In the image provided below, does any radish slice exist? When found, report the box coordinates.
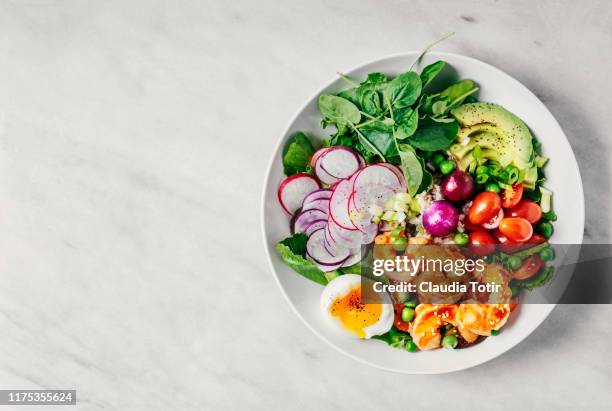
[304,220,327,236]
[318,147,361,179]
[303,198,330,214]
[278,173,319,215]
[302,189,332,208]
[378,163,407,192]
[315,156,340,185]
[342,248,364,267]
[329,179,358,231]
[306,228,349,271]
[328,218,362,248]
[294,209,328,233]
[310,147,331,168]
[352,164,403,214]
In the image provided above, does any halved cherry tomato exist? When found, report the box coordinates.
[499,217,533,242]
[469,230,496,256]
[501,184,523,209]
[507,200,542,224]
[512,255,544,280]
[393,304,411,332]
[482,209,504,230]
[464,220,486,232]
[468,192,502,225]
[492,229,545,253]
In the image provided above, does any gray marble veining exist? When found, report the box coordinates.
[0,0,611,409]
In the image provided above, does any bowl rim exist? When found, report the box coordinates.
[260,51,585,374]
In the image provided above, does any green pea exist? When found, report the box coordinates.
[432,153,445,166]
[439,160,456,175]
[405,340,418,352]
[506,255,522,270]
[540,247,555,262]
[541,211,557,222]
[391,334,403,344]
[485,182,500,193]
[442,334,458,349]
[538,222,554,239]
[390,226,403,237]
[453,232,469,245]
[491,329,500,336]
[401,307,415,322]
[476,165,489,175]
[393,236,407,252]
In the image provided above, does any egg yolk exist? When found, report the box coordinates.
[329,286,382,338]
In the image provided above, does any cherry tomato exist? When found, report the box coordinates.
[527,233,546,244]
[507,200,542,224]
[492,230,545,253]
[469,231,496,256]
[464,220,486,232]
[468,192,502,225]
[499,217,533,242]
[393,304,411,332]
[501,184,523,209]
[512,255,544,280]
[482,209,504,230]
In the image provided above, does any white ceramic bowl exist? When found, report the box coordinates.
[261,52,584,373]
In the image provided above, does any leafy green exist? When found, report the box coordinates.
[339,263,362,275]
[408,119,459,151]
[282,132,315,175]
[318,94,361,134]
[359,125,397,158]
[420,60,446,87]
[383,71,422,109]
[515,267,554,290]
[397,144,423,196]
[275,234,329,285]
[394,108,419,140]
[363,72,387,85]
[372,327,414,349]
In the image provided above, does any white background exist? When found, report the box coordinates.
[0,1,610,409]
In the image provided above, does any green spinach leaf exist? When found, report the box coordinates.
[394,108,419,140]
[420,60,446,87]
[408,119,459,151]
[383,71,422,109]
[397,144,423,196]
[282,132,315,176]
[318,94,361,134]
[360,125,397,158]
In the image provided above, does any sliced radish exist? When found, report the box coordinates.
[303,198,330,214]
[294,209,328,233]
[378,163,407,192]
[302,189,332,208]
[305,220,327,236]
[342,248,364,267]
[278,173,319,215]
[329,179,358,231]
[328,218,363,248]
[318,147,361,179]
[353,164,403,192]
[315,156,340,186]
[310,147,331,168]
[306,228,349,271]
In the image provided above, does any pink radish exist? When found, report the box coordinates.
[318,147,362,179]
[278,173,319,215]
[327,218,363,248]
[310,147,331,168]
[378,163,407,192]
[302,189,332,208]
[329,179,358,231]
[293,209,328,233]
[304,220,327,236]
[306,228,349,271]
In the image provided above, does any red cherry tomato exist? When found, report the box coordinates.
[507,200,542,224]
[528,233,546,244]
[501,184,523,209]
[492,230,546,253]
[393,304,411,332]
[469,231,496,256]
[499,217,533,242]
[468,192,502,225]
[482,209,504,230]
[512,255,544,280]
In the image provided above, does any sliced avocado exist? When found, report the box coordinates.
[451,102,534,169]
[451,131,514,166]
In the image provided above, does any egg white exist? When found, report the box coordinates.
[319,274,394,339]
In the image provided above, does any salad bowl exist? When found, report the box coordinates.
[261,52,584,373]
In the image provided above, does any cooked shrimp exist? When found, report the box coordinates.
[455,300,511,336]
[409,304,456,350]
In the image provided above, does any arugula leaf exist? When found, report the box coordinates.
[282,132,315,176]
[420,60,446,87]
[318,94,361,134]
[408,119,459,151]
[384,71,422,109]
[275,236,328,286]
[397,144,423,196]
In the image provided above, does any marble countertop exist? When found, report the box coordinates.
[0,0,611,409]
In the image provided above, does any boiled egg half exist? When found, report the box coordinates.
[320,274,394,339]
